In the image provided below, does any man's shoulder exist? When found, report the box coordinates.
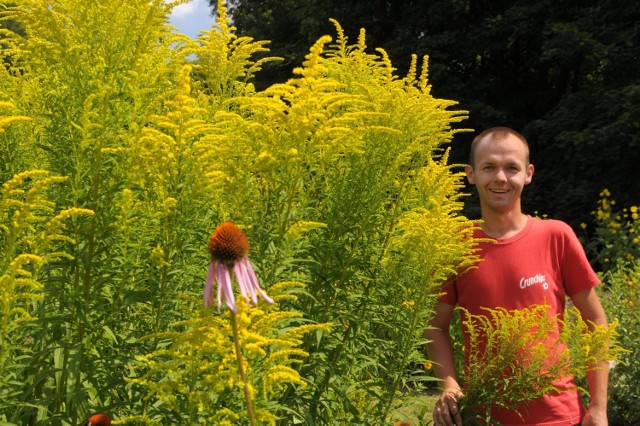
[530,216,574,235]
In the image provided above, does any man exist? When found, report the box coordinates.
[425,127,609,425]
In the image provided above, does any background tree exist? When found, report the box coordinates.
[211,0,640,243]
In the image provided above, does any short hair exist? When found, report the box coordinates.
[469,126,530,167]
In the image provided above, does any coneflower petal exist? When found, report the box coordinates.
[204,261,216,308]
[244,258,274,305]
[254,283,274,305]
[218,263,237,313]
[216,264,222,311]
[234,260,255,304]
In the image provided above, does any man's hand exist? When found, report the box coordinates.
[432,388,463,426]
[581,405,608,426]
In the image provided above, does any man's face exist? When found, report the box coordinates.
[465,134,534,215]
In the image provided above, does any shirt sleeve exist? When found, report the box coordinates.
[438,277,457,305]
[558,221,601,296]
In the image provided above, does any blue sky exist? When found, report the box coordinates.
[169,0,216,39]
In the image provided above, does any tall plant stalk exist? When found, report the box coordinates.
[230,311,258,426]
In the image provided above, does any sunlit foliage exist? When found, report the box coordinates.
[457,304,625,424]
[0,0,481,423]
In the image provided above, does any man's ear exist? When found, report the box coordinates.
[465,164,475,184]
[525,163,535,185]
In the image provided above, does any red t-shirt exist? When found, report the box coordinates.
[440,216,600,425]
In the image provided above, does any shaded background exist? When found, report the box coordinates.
[208,0,640,246]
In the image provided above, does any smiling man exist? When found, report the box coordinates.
[467,128,534,231]
[425,127,609,426]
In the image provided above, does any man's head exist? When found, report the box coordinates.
[469,127,530,169]
[465,127,534,216]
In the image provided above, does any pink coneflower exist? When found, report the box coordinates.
[204,221,274,313]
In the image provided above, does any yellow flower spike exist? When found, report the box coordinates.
[150,245,170,268]
[357,28,367,51]
[405,54,418,85]
[0,115,32,133]
[419,55,432,93]
[162,197,177,212]
[253,151,279,171]
[264,348,309,364]
[299,35,332,76]
[402,300,415,309]
[177,65,193,94]
[375,48,395,81]
[0,105,29,133]
[285,148,299,159]
[328,18,347,49]
[284,221,327,240]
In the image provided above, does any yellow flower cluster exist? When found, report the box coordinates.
[458,304,625,422]
[0,102,31,134]
[190,0,281,103]
[593,189,640,267]
[616,272,638,308]
[1,170,92,376]
[385,157,482,285]
[129,287,331,424]
[0,0,491,421]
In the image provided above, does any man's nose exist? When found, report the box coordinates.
[494,168,508,181]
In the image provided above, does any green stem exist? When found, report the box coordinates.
[230,311,257,426]
[380,278,431,422]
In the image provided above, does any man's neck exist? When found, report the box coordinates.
[480,211,529,239]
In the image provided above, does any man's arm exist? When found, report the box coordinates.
[570,287,609,426]
[425,301,463,426]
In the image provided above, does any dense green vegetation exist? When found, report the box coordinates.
[1,0,478,423]
[0,0,637,424]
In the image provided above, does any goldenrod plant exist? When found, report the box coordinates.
[598,261,640,424]
[1,0,481,423]
[0,102,33,180]
[126,291,330,425]
[582,189,640,423]
[0,170,93,413]
[189,0,282,104]
[590,189,640,270]
[454,304,625,424]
